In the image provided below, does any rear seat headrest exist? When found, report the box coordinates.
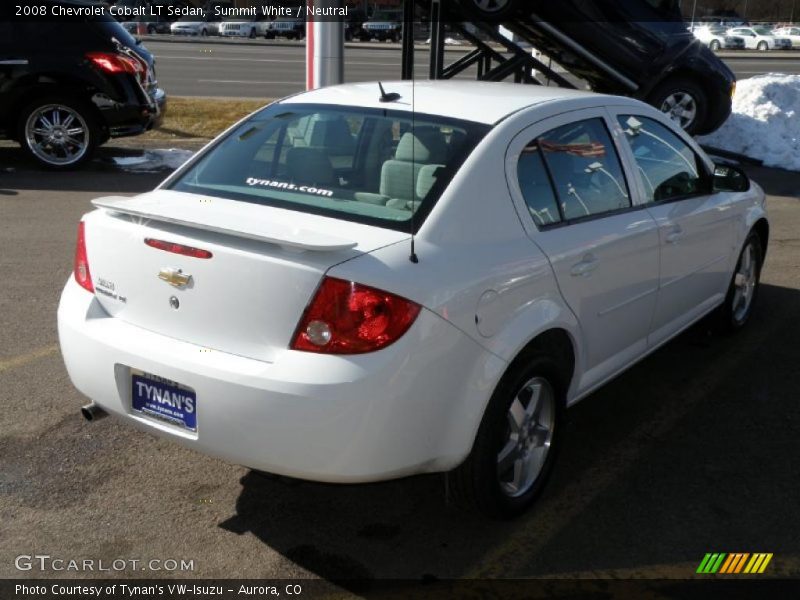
[395,128,447,163]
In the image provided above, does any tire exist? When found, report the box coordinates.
[265,32,275,40]
[201,28,208,37]
[249,27,256,39]
[448,353,564,519]
[147,25,156,35]
[455,0,521,21]
[715,232,763,333]
[709,39,721,51]
[647,77,708,135]
[757,41,769,51]
[17,95,100,169]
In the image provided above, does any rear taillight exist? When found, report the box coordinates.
[86,51,147,85]
[74,221,94,293]
[291,277,421,354]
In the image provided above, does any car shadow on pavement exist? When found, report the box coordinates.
[0,146,178,194]
[744,164,800,198]
[218,283,800,585]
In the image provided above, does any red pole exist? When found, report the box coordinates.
[306,0,315,90]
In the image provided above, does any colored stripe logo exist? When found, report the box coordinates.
[697,553,773,574]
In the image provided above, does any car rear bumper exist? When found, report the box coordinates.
[104,87,166,138]
[57,278,504,483]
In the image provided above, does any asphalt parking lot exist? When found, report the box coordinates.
[1,139,799,587]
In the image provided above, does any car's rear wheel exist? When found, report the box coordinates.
[201,28,208,37]
[757,41,769,51]
[709,39,721,51]
[455,0,521,20]
[18,96,99,169]
[648,77,708,135]
[249,27,256,39]
[716,232,763,332]
[448,353,563,519]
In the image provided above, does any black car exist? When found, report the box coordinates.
[453,0,736,134]
[360,10,404,42]
[0,0,166,168]
[264,17,305,40]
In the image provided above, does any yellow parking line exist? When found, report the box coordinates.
[0,344,59,373]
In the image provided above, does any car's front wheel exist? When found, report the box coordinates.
[455,0,521,20]
[449,353,563,518]
[716,232,763,332]
[757,41,769,51]
[648,77,708,135]
[17,96,99,169]
[249,27,256,39]
[709,39,721,51]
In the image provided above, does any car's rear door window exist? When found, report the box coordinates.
[532,118,631,222]
[516,144,561,227]
[169,104,489,232]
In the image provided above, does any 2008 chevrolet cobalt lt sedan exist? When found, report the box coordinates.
[58,81,768,518]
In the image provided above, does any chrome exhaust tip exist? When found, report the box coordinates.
[81,403,108,422]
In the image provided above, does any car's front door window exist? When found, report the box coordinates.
[617,115,709,203]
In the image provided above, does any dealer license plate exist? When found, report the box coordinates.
[131,370,197,431]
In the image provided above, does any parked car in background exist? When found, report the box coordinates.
[0,0,166,168]
[727,26,792,50]
[771,26,800,48]
[170,12,223,36]
[344,8,368,41]
[690,25,745,51]
[264,18,305,40]
[360,10,403,42]
[218,15,271,39]
[60,81,767,518]
[123,14,173,35]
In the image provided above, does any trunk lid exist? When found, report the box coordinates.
[83,190,408,362]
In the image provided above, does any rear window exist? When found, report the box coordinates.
[168,104,489,232]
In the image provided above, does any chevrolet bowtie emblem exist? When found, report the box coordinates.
[158,267,192,288]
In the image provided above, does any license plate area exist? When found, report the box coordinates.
[131,369,197,432]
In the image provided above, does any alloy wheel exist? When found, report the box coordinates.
[471,0,511,14]
[732,240,758,322]
[660,92,698,130]
[24,104,89,167]
[497,377,556,498]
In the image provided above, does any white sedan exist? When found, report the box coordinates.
[58,82,768,518]
[727,26,792,50]
[771,26,800,48]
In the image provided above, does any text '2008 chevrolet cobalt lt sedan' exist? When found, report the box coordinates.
[58,81,767,518]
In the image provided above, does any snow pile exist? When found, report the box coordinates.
[112,149,194,172]
[698,74,800,171]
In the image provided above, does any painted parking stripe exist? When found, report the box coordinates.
[0,344,59,373]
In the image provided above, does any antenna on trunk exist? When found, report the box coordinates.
[378,82,401,103]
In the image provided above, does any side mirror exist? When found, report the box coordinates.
[713,163,750,192]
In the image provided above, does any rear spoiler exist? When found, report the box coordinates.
[92,195,358,253]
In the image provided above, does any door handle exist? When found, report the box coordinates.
[570,255,599,277]
[665,225,684,244]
